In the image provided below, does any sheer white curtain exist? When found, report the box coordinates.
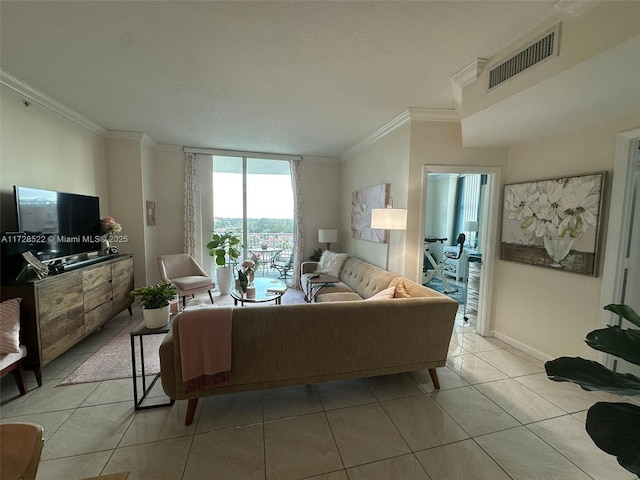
[184,152,198,257]
[290,159,304,289]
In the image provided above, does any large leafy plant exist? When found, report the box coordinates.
[130,282,177,309]
[545,304,640,475]
[207,232,241,267]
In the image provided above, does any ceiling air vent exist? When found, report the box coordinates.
[488,24,561,90]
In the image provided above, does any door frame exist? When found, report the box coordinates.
[600,127,640,367]
[421,165,502,337]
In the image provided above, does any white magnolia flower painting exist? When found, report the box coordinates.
[352,183,389,243]
[501,172,605,275]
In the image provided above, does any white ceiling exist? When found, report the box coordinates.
[0,1,562,157]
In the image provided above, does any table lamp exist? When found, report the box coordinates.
[318,229,338,250]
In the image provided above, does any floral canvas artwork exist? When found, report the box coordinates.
[501,172,605,275]
[352,183,389,243]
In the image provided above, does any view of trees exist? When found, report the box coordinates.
[214,217,293,234]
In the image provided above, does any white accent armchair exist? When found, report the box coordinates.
[158,254,215,307]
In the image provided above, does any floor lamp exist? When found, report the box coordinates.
[371,204,407,271]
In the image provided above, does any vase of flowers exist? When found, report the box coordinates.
[242,259,255,284]
[100,216,122,253]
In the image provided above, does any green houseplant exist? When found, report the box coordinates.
[130,282,178,328]
[206,232,241,294]
[545,304,640,475]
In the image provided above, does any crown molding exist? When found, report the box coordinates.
[1,69,108,137]
[105,130,180,151]
[340,108,458,161]
[302,156,340,164]
[451,58,488,89]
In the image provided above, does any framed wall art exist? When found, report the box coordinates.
[351,183,389,243]
[501,172,605,275]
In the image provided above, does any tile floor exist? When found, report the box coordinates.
[1,296,637,480]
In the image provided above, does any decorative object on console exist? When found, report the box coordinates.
[130,282,178,329]
[318,229,338,250]
[352,183,389,243]
[370,197,408,270]
[501,172,604,275]
[100,216,122,254]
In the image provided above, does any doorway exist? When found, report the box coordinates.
[601,129,640,373]
[421,166,502,336]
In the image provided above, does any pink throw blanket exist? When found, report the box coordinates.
[178,306,232,393]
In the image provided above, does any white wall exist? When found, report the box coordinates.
[494,112,640,360]
[340,122,411,274]
[0,85,108,228]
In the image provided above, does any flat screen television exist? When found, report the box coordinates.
[11,186,101,262]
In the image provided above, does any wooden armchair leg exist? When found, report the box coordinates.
[13,362,28,396]
[185,399,198,426]
[208,290,214,304]
[428,368,440,389]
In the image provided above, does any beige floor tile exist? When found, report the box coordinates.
[346,454,430,479]
[475,378,565,424]
[300,471,348,480]
[182,424,264,480]
[103,436,192,480]
[0,409,74,443]
[264,413,343,480]
[476,426,592,480]
[411,366,468,393]
[382,394,468,450]
[119,400,196,447]
[475,349,543,377]
[450,333,464,346]
[81,378,135,406]
[315,378,376,411]
[196,390,263,433]
[364,373,424,401]
[457,333,508,353]
[507,347,546,369]
[41,402,134,460]
[445,354,508,385]
[415,439,511,480]
[432,386,519,437]
[36,450,113,480]
[263,384,323,421]
[326,403,409,468]
[514,373,600,413]
[0,379,98,417]
[528,414,636,480]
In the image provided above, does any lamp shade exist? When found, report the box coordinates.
[318,229,338,244]
[371,208,408,230]
[464,220,479,232]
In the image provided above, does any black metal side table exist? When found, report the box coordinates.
[130,316,176,410]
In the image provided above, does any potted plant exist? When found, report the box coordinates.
[545,304,640,476]
[130,282,178,329]
[206,232,241,295]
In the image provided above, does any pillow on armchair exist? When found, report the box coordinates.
[0,297,21,354]
[317,251,347,278]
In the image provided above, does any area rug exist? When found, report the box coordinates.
[59,288,306,386]
[425,277,466,304]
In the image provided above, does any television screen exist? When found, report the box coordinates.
[13,186,101,261]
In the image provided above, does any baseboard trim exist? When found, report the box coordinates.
[491,330,554,362]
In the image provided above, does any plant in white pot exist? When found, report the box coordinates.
[130,282,178,329]
[207,231,241,295]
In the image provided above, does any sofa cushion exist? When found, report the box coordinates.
[317,251,348,278]
[365,286,396,301]
[172,275,213,291]
[339,257,395,299]
[315,292,363,303]
[0,297,21,354]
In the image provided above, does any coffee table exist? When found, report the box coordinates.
[230,277,287,306]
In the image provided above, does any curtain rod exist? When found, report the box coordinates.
[184,147,302,162]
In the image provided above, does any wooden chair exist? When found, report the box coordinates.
[0,422,44,480]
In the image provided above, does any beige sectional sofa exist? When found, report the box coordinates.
[160,256,458,425]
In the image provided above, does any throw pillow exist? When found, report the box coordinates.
[365,286,396,301]
[393,281,412,298]
[317,251,348,278]
[0,297,21,354]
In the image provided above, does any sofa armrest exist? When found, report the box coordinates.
[301,261,319,275]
